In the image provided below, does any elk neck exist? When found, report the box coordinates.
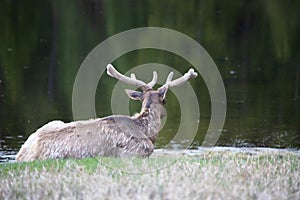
[133,103,166,143]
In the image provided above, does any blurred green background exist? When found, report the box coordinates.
[0,0,299,156]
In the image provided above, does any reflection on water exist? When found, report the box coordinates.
[0,0,299,160]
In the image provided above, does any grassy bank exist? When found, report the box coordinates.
[0,150,299,199]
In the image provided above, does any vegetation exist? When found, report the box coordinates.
[1,150,299,199]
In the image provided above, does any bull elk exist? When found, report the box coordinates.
[16,64,197,162]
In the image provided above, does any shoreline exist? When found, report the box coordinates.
[152,146,300,157]
[1,146,299,164]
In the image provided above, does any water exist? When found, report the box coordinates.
[0,1,300,162]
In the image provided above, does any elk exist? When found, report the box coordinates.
[16,64,197,162]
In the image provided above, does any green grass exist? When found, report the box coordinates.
[1,151,299,199]
[0,156,179,175]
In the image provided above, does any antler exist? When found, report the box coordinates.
[159,68,198,89]
[106,64,158,91]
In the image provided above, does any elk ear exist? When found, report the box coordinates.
[125,89,143,101]
[158,87,168,100]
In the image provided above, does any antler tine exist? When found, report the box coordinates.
[169,69,197,87]
[145,71,158,89]
[130,73,137,79]
[159,68,197,89]
[165,72,174,85]
[106,64,146,88]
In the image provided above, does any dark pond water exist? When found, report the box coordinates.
[1,0,300,162]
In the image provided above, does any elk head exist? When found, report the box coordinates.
[106,64,198,116]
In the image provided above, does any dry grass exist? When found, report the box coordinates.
[0,150,299,200]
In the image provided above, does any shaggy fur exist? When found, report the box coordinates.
[16,91,166,162]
